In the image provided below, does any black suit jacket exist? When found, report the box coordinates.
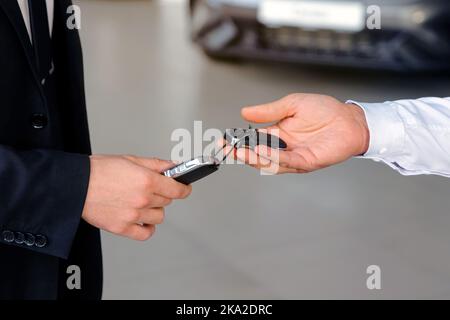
[0,0,102,299]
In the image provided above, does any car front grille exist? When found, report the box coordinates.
[259,26,394,60]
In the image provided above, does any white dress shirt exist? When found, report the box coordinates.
[17,0,54,42]
[350,97,450,177]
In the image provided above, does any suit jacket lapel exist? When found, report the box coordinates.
[0,0,44,97]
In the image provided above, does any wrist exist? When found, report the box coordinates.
[347,103,370,156]
[82,155,97,218]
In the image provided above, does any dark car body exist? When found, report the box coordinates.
[189,0,450,71]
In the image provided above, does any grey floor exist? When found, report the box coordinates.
[78,0,450,299]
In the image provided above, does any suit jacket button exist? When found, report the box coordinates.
[24,233,35,246]
[2,230,14,243]
[31,114,48,129]
[35,235,48,248]
[14,232,25,244]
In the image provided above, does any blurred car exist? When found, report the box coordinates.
[189,0,450,71]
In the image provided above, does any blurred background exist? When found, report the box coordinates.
[77,0,450,299]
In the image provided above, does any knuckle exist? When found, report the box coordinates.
[284,93,304,108]
[141,172,155,188]
[125,209,140,222]
[133,194,149,209]
[139,226,156,241]
[135,232,148,241]
[173,184,191,199]
[175,187,186,199]
[111,223,128,235]
[183,186,193,198]
[155,209,165,224]
[148,226,156,238]
[151,157,162,165]
[131,234,144,241]
[175,189,186,199]
[285,93,300,102]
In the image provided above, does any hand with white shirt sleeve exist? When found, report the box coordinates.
[237,93,450,177]
[236,93,370,174]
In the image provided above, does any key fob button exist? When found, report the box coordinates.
[186,162,193,169]
[185,160,196,169]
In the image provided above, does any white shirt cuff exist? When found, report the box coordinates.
[346,100,406,159]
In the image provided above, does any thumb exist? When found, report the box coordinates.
[127,157,176,173]
[241,97,295,123]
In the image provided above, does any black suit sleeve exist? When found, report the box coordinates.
[0,145,90,259]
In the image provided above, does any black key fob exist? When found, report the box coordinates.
[163,156,220,185]
[224,128,287,150]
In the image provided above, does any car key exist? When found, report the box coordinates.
[163,156,220,185]
[163,127,288,185]
[224,128,287,150]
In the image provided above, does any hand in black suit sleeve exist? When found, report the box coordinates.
[0,145,90,259]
